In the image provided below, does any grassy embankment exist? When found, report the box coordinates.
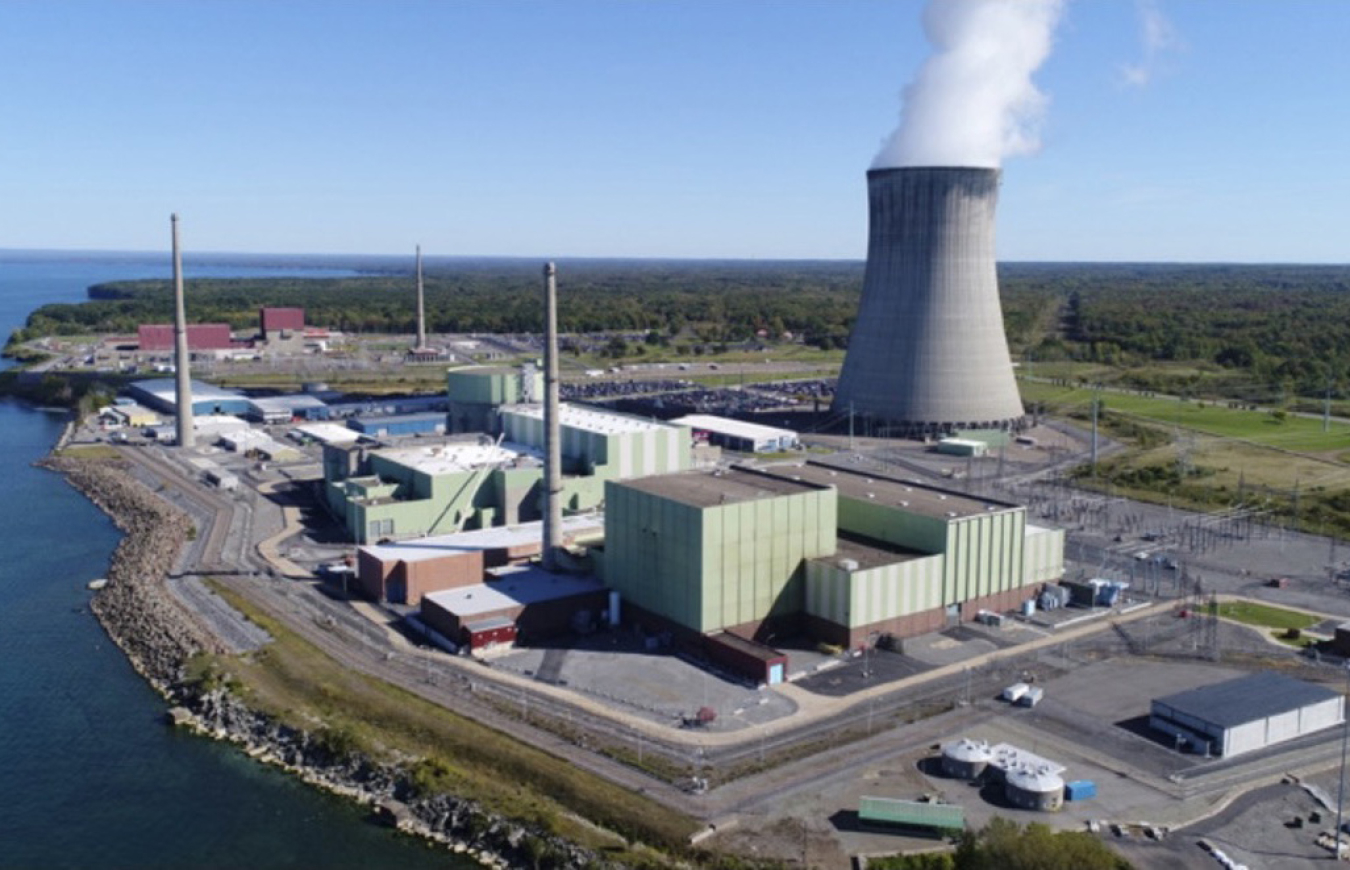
[197,581,701,865]
[1018,375,1350,536]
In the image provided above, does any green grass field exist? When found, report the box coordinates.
[1210,600,1320,631]
[1020,378,1350,453]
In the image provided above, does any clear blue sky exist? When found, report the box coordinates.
[1,1,1347,263]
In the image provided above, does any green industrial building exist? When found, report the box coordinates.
[603,468,837,637]
[324,403,691,544]
[446,365,541,434]
[600,461,1064,649]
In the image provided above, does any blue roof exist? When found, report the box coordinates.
[1153,672,1341,727]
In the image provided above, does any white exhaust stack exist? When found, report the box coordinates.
[171,214,194,448]
[414,244,426,350]
[541,262,563,572]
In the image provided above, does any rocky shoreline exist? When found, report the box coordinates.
[42,454,619,870]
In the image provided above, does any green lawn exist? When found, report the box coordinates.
[1210,600,1320,631]
[1019,379,1350,452]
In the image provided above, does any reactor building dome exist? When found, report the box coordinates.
[940,738,993,780]
[832,167,1025,438]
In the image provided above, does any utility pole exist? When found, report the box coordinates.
[1336,663,1350,861]
[1326,375,1334,434]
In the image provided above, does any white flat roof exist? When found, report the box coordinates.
[361,513,605,564]
[292,422,362,445]
[377,441,523,476]
[988,743,1064,776]
[219,428,299,458]
[131,378,244,403]
[250,395,328,412]
[193,415,251,433]
[423,565,604,618]
[504,403,676,436]
[672,413,797,442]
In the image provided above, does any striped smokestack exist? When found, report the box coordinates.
[171,214,194,448]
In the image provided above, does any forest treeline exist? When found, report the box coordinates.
[14,260,1052,351]
[13,261,1350,398]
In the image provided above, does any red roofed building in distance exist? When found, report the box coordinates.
[260,307,305,336]
[138,323,234,352]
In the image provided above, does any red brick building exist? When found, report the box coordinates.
[137,323,234,352]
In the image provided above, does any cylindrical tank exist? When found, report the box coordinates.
[1004,765,1065,811]
[941,738,993,780]
[833,167,1025,437]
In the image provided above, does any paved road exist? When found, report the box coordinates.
[107,433,1350,839]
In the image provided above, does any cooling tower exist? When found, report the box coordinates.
[833,167,1024,437]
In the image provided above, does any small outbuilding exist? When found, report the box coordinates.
[419,565,609,650]
[1150,671,1344,758]
[670,414,798,453]
[858,796,964,835]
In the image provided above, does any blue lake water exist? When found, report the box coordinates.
[0,253,468,869]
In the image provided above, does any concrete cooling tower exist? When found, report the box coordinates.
[833,167,1025,437]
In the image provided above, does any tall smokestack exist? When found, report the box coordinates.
[414,244,426,350]
[171,214,194,448]
[541,262,563,572]
[832,167,1024,437]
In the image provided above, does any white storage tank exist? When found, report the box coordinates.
[1005,765,1064,811]
[941,738,993,780]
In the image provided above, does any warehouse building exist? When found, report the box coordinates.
[100,402,160,429]
[356,513,605,605]
[349,411,447,437]
[1150,672,1344,758]
[127,378,254,417]
[289,422,363,448]
[138,323,235,352]
[247,394,330,423]
[420,564,609,650]
[671,414,799,454]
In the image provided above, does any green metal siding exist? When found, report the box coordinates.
[836,496,946,552]
[805,553,945,628]
[1024,526,1065,584]
[859,796,964,830]
[446,368,531,405]
[608,481,834,634]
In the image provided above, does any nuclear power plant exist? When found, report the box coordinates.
[833,167,1025,438]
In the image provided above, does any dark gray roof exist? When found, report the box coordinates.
[1153,672,1341,728]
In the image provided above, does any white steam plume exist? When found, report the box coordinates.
[873,0,1066,169]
